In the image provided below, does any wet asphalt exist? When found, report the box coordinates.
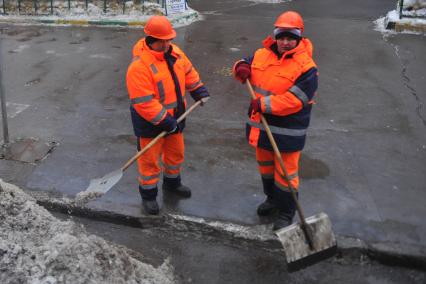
[0,0,425,263]
[55,212,426,284]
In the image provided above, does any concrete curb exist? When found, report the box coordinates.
[31,192,426,271]
[385,17,426,33]
[0,11,198,28]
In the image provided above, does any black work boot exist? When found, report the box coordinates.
[163,176,191,198]
[272,185,297,231]
[142,199,159,215]
[257,177,276,216]
[139,186,159,215]
[257,196,276,216]
[273,210,293,231]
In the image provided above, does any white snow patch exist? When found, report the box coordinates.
[10,44,30,53]
[0,179,176,284]
[375,6,426,35]
[229,47,240,52]
[169,214,276,242]
[74,190,104,203]
[89,53,113,59]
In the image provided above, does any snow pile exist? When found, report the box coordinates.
[375,1,426,34]
[402,0,426,10]
[0,179,175,284]
[0,1,199,27]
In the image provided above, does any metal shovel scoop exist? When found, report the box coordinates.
[246,81,337,271]
[84,98,208,195]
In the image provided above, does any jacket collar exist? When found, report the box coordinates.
[140,38,179,61]
[262,35,313,59]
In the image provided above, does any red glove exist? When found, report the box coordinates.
[234,62,251,83]
[249,98,261,115]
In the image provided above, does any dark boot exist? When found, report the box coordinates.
[142,199,159,215]
[257,177,276,216]
[273,210,293,231]
[257,197,276,216]
[139,186,159,215]
[163,176,191,198]
[272,185,298,231]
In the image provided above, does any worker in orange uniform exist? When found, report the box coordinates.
[126,16,209,215]
[233,11,318,230]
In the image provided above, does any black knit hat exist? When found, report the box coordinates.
[274,28,301,40]
[145,36,160,45]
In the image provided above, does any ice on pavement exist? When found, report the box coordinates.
[0,179,175,284]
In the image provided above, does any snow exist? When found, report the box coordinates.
[169,214,276,242]
[0,2,199,28]
[0,179,176,284]
[375,3,426,35]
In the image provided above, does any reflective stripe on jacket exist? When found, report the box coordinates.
[127,38,203,137]
[245,36,318,152]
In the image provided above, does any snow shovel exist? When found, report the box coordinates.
[84,97,209,195]
[246,81,337,271]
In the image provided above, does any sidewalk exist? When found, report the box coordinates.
[0,0,425,272]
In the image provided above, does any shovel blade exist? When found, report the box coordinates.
[275,212,337,271]
[85,169,124,194]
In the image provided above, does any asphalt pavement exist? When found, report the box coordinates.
[0,0,425,271]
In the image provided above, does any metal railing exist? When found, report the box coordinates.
[398,0,426,19]
[0,0,188,16]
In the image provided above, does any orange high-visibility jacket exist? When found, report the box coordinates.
[127,38,204,137]
[234,36,318,152]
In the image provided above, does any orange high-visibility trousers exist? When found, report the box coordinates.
[137,133,184,190]
[256,148,300,191]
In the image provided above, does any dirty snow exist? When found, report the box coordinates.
[0,179,175,284]
[375,1,426,35]
[0,2,199,28]
[74,190,104,203]
[169,214,276,242]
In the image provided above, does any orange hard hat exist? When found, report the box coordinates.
[274,11,304,32]
[144,16,176,40]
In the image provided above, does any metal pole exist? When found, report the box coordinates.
[18,0,21,14]
[164,0,167,16]
[50,0,53,14]
[103,0,106,13]
[399,0,404,19]
[122,0,125,14]
[85,0,88,10]
[2,0,5,15]
[68,0,71,11]
[0,37,10,148]
[34,0,37,14]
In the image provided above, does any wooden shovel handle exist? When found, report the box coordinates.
[121,98,207,171]
[246,81,314,248]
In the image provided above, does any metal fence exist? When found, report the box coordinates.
[0,0,188,15]
[398,0,426,19]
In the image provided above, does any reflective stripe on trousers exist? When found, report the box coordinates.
[137,133,185,188]
[256,148,300,191]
